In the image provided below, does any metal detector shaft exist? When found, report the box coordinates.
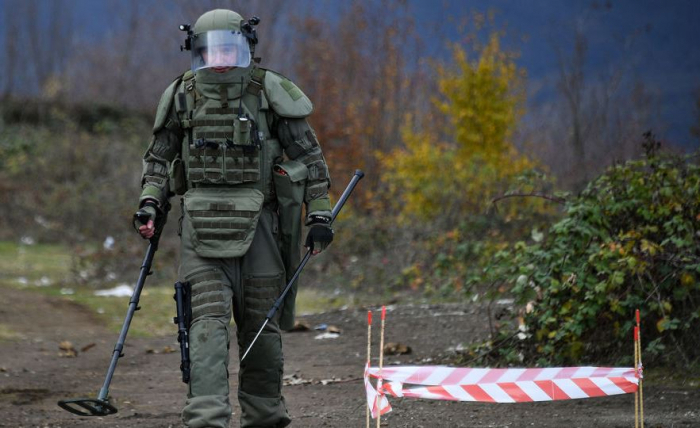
[97,241,157,401]
[242,170,365,361]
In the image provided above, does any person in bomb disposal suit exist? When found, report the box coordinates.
[134,9,333,428]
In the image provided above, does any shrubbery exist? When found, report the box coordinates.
[478,141,700,367]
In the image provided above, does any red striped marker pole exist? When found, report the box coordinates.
[376,306,386,428]
[366,311,372,428]
[634,326,639,428]
[636,309,644,428]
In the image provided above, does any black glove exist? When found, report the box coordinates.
[133,200,158,234]
[305,215,333,253]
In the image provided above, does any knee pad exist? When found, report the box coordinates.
[242,273,284,325]
[186,267,231,322]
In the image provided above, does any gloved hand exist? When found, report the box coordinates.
[133,200,158,239]
[304,215,333,255]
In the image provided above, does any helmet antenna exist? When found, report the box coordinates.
[241,16,261,63]
[179,24,193,51]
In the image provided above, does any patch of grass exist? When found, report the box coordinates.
[0,241,72,283]
[643,365,700,388]
[67,282,176,337]
[0,241,358,339]
[0,324,22,341]
[71,286,355,337]
[295,288,354,315]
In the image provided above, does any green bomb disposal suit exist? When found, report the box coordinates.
[136,9,331,428]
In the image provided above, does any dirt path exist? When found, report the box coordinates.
[1,287,698,427]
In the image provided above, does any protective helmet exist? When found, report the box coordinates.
[189,9,252,71]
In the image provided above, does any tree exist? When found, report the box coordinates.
[0,0,74,99]
[540,5,653,190]
[290,0,426,209]
[380,29,534,222]
[691,88,700,143]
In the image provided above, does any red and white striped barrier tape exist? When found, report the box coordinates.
[364,364,391,418]
[365,365,641,417]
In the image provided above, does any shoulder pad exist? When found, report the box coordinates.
[153,72,186,133]
[263,69,313,118]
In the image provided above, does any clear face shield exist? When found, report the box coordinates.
[191,30,251,71]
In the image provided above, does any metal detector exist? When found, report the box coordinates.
[58,206,169,416]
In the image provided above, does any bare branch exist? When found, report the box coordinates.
[491,193,567,206]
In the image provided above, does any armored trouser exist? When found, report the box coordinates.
[180,207,291,428]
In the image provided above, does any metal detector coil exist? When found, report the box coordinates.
[58,397,118,417]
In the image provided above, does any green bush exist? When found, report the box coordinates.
[481,143,700,367]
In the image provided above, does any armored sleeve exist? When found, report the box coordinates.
[275,115,332,221]
[139,103,183,206]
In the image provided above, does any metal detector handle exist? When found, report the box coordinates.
[133,201,171,251]
[242,170,364,361]
[134,211,151,225]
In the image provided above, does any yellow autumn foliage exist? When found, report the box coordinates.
[380,32,536,220]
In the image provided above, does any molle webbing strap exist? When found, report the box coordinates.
[188,171,223,181]
[189,271,221,287]
[191,119,234,127]
[205,107,244,115]
[189,147,213,157]
[191,282,223,298]
[197,231,247,241]
[192,220,250,230]
[247,277,280,289]
[284,143,305,160]
[192,304,227,319]
[208,202,235,211]
[196,131,234,139]
[188,160,223,170]
[306,130,319,146]
[189,210,257,218]
[224,147,260,157]
[224,157,260,168]
[302,153,325,164]
[224,171,259,182]
[145,162,168,176]
[188,148,259,160]
[192,294,226,306]
[143,176,166,186]
[219,85,228,108]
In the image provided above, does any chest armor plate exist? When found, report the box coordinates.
[178,80,283,202]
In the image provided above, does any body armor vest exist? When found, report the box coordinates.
[175,68,283,203]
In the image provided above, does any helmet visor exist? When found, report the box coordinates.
[191,30,251,71]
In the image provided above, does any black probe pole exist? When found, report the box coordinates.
[241,170,365,361]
